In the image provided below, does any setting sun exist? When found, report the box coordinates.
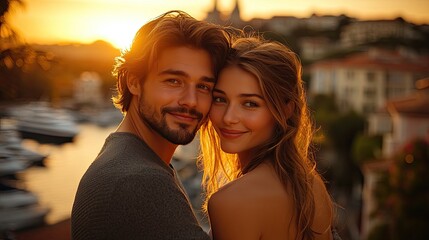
[83,17,144,50]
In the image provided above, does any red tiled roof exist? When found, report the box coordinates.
[311,50,429,73]
[387,83,429,117]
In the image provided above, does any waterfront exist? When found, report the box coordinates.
[17,123,116,224]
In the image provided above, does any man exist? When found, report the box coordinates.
[71,10,230,239]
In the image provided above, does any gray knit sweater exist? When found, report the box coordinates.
[71,132,210,240]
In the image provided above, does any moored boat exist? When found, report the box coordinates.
[8,102,79,144]
[0,189,39,209]
[0,128,47,167]
[0,205,50,232]
[0,155,31,177]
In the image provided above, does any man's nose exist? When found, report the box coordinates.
[178,86,197,108]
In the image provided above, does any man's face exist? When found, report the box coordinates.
[138,46,215,144]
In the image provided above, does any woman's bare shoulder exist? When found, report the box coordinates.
[208,175,264,240]
[213,162,286,200]
[208,163,295,239]
[312,174,334,238]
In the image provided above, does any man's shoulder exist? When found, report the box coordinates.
[78,152,174,197]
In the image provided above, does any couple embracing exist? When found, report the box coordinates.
[71,10,339,240]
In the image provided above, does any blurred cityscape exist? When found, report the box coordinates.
[1,0,429,239]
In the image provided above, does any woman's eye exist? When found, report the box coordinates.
[244,101,258,108]
[213,96,225,103]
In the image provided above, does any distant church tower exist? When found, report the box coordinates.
[205,0,223,25]
[205,0,243,27]
[228,0,243,27]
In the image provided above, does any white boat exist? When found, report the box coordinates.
[0,144,46,166]
[0,205,50,232]
[9,102,79,144]
[92,107,123,127]
[0,155,31,177]
[0,177,50,233]
[1,129,47,165]
[0,190,39,209]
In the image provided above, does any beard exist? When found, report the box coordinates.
[138,102,204,145]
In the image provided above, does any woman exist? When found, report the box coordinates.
[199,35,336,240]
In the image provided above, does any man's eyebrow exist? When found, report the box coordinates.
[159,69,188,77]
[160,69,215,83]
[202,76,216,84]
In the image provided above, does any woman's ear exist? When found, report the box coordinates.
[127,75,141,96]
[284,100,295,119]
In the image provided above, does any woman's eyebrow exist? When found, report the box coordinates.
[213,89,264,99]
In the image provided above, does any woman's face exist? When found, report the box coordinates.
[210,65,276,160]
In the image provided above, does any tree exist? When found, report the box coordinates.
[0,0,54,101]
[369,138,429,240]
[327,111,366,156]
[1,0,24,40]
[352,134,383,165]
[325,111,366,194]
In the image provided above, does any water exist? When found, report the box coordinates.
[14,122,205,227]
[18,123,115,224]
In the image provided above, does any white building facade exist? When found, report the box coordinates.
[309,49,429,114]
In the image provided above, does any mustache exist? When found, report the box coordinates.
[162,107,203,120]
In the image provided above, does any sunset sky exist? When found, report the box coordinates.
[9,0,429,49]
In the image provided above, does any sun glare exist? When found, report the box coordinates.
[96,20,141,50]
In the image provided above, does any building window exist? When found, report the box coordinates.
[363,103,376,113]
[347,71,355,80]
[386,72,406,99]
[367,72,376,83]
[364,88,377,99]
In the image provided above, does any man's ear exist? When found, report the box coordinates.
[127,75,141,95]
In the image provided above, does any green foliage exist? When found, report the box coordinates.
[310,94,338,113]
[370,138,429,240]
[309,94,365,190]
[326,111,366,155]
[352,134,383,165]
[309,94,339,139]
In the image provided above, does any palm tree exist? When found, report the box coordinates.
[1,0,23,41]
[0,0,53,100]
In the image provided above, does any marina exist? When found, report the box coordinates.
[0,102,119,236]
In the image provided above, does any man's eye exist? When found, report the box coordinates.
[198,84,212,91]
[166,79,180,84]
